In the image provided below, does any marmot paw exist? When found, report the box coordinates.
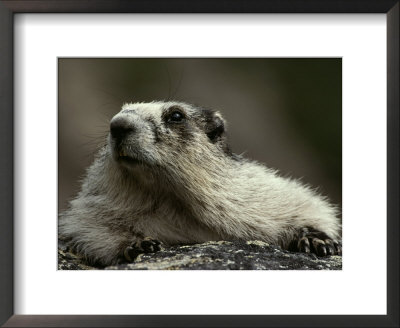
[123,237,162,262]
[289,227,342,257]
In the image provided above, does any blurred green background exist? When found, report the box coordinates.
[58,58,341,213]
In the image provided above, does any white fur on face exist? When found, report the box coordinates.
[109,101,202,167]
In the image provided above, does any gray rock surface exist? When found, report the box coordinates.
[58,240,342,270]
[58,246,94,270]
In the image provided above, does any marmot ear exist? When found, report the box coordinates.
[205,113,226,143]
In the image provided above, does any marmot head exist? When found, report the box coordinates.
[108,101,232,170]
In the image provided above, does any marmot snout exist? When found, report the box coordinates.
[59,101,342,266]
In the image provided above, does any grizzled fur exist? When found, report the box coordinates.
[59,101,341,266]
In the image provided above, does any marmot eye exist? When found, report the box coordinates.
[168,111,184,123]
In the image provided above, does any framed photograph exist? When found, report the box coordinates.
[0,1,398,327]
[57,57,343,271]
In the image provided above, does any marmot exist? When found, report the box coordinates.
[59,101,342,266]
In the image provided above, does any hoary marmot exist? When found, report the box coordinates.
[59,101,342,266]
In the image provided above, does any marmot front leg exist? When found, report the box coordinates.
[123,236,162,262]
[289,227,342,257]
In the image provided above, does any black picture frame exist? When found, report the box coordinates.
[0,1,398,327]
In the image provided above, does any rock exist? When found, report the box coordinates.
[58,240,342,270]
[58,246,95,270]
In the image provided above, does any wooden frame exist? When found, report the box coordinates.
[0,1,398,327]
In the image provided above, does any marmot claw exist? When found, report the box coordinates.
[289,227,342,257]
[123,237,162,262]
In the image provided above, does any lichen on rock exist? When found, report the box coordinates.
[58,240,342,270]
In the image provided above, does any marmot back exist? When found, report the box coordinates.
[59,101,341,266]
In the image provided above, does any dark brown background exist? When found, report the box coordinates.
[58,58,341,213]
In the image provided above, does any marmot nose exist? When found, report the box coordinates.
[110,117,135,140]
